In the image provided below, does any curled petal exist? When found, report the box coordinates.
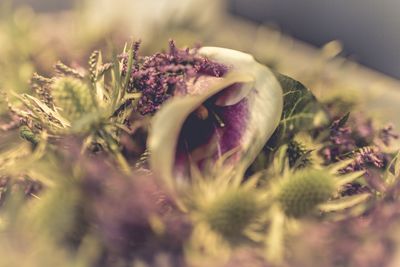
[149,47,283,188]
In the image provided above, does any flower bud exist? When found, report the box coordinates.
[204,189,259,239]
[52,78,94,122]
[278,169,335,217]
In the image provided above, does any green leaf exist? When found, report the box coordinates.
[266,74,328,151]
[383,150,400,187]
[336,112,350,128]
[249,74,327,173]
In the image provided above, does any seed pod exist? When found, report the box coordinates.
[277,169,335,218]
[52,77,94,122]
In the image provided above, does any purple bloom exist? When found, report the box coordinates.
[321,116,356,163]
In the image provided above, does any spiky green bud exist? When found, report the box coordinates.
[52,78,95,122]
[277,169,335,218]
[204,190,259,239]
[54,61,84,79]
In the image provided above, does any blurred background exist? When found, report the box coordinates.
[229,0,400,79]
[7,0,400,79]
[2,0,399,125]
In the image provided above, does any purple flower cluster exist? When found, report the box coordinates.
[321,114,389,171]
[122,40,228,115]
[340,146,385,173]
[321,112,398,170]
[321,116,356,163]
[320,114,390,195]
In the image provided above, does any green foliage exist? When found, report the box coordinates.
[19,125,39,146]
[1,42,144,173]
[267,74,328,150]
[287,140,312,169]
[277,169,335,217]
[250,74,328,173]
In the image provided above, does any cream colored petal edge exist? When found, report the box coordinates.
[198,47,283,170]
[240,62,283,169]
[198,47,260,106]
[148,72,254,190]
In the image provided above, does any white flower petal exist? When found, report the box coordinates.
[148,47,283,189]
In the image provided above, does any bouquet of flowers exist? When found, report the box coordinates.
[0,38,399,267]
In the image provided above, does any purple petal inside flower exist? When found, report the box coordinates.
[174,89,249,176]
[216,98,249,154]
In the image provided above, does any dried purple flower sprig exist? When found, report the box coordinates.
[121,40,228,115]
[312,105,399,197]
[320,113,392,173]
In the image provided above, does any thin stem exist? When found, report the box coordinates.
[98,129,130,175]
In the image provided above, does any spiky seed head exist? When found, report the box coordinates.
[204,189,259,239]
[51,78,95,122]
[277,169,335,218]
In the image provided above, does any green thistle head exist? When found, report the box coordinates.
[51,77,95,122]
[204,189,260,240]
[277,169,335,218]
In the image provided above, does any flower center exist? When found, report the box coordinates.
[194,104,226,128]
[174,93,249,175]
